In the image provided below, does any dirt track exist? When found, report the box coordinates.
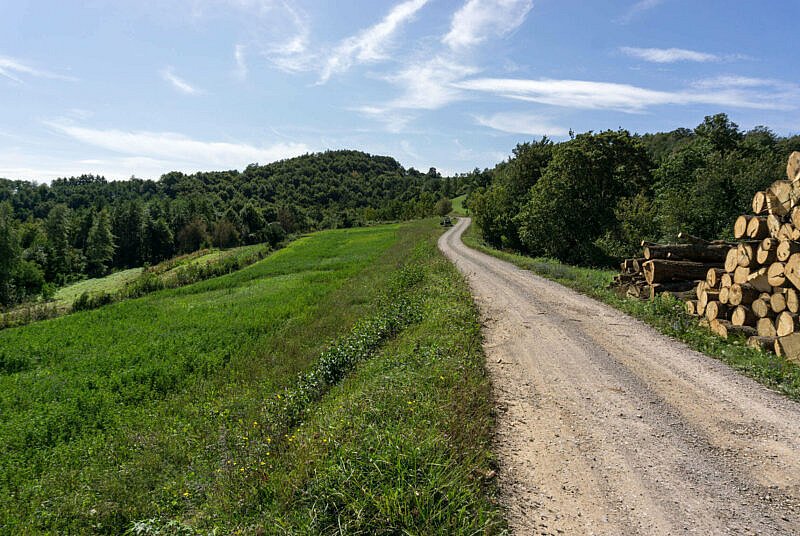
[439,218,800,535]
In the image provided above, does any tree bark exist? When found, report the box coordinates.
[731,305,755,326]
[643,260,717,284]
[747,335,776,352]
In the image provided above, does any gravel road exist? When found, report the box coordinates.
[439,218,800,535]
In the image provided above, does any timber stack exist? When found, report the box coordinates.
[614,236,729,301]
[681,151,800,361]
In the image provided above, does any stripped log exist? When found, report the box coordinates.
[643,244,730,263]
[733,266,751,285]
[776,311,798,337]
[767,262,788,288]
[746,216,769,240]
[757,317,778,337]
[747,335,776,352]
[752,298,773,319]
[753,191,767,214]
[731,305,755,326]
[706,268,725,288]
[757,238,778,265]
[771,292,787,314]
[776,240,800,262]
[710,319,756,339]
[643,260,716,284]
[705,301,728,322]
[728,284,759,306]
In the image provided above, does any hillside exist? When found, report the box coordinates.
[0,150,460,309]
[0,219,502,534]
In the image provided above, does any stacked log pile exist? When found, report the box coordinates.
[689,152,800,360]
[613,235,729,301]
[615,152,800,363]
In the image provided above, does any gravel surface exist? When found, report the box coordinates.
[439,218,800,535]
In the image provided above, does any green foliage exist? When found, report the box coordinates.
[435,197,453,217]
[86,209,116,277]
[0,203,20,305]
[517,130,651,264]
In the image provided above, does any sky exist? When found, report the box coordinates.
[0,0,798,182]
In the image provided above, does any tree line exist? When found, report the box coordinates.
[466,114,800,267]
[0,150,459,307]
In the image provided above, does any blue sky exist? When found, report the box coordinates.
[1,0,798,181]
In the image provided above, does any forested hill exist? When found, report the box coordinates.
[0,150,459,306]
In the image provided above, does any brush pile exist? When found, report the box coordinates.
[615,152,800,361]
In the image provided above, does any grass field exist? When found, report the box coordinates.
[53,268,145,307]
[0,220,502,534]
[462,219,800,401]
[451,194,468,216]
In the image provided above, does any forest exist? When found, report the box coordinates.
[466,114,800,266]
[0,150,458,308]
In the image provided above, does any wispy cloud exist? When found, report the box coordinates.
[0,55,75,83]
[45,122,310,170]
[617,0,664,24]
[454,77,798,112]
[234,44,248,79]
[475,112,569,136]
[265,1,315,72]
[160,67,201,95]
[443,0,533,50]
[319,0,429,83]
[620,46,721,63]
[386,57,479,110]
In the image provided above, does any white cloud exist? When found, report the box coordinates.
[620,46,720,63]
[0,55,75,83]
[454,77,797,112]
[234,44,248,79]
[319,0,429,83]
[387,57,479,110]
[617,0,663,24]
[45,122,310,171]
[265,2,315,72]
[352,106,416,133]
[443,0,533,50]
[691,75,787,90]
[475,112,568,136]
[160,67,201,94]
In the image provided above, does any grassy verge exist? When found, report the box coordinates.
[451,194,468,216]
[462,220,800,401]
[0,219,502,534]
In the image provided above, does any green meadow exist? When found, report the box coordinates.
[0,220,502,535]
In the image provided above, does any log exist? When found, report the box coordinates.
[728,284,759,306]
[776,311,798,337]
[698,290,719,312]
[767,262,788,288]
[752,191,767,215]
[747,335,776,352]
[767,180,794,216]
[724,248,740,273]
[731,305,755,327]
[643,243,730,263]
[705,301,728,322]
[767,213,783,238]
[733,266,751,285]
[771,292,787,314]
[695,280,709,300]
[649,285,695,300]
[734,215,750,239]
[776,240,800,262]
[706,268,725,288]
[643,260,716,285]
[746,267,772,293]
[788,151,800,182]
[787,288,799,314]
[685,300,698,316]
[756,238,777,265]
[632,258,647,272]
[710,319,756,339]
[757,317,778,337]
[746,216,770,240]
[737,241,760,268]
[720,273,733,289]
[791,206,800,230]
[777,333,800,364]
[779,223,796,241]
[785,253,800,289]
[751,298,773,319]
[719,286,731,305]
